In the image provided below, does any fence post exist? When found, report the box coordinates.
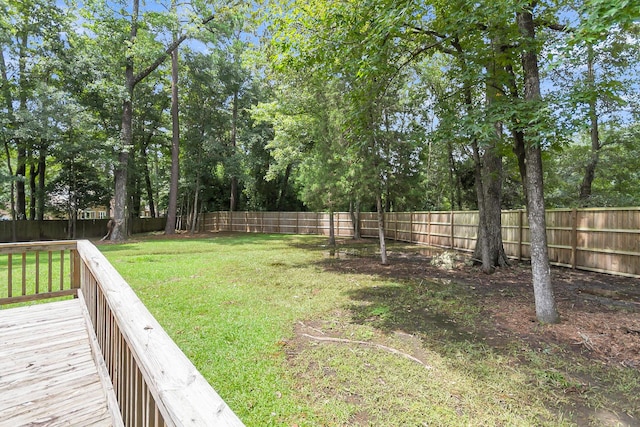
[409,212,413,244]
[450,211,455,249]
[394,213,398,241]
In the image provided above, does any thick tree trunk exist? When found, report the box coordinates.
[112,149,129,241]
[481,143,509,268]
[112,0,139,241]
[467,61,508,272]
[376,194,388,265]
[517,5,559,324]
[165,44,180,233]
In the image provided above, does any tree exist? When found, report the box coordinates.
[1,0,70,220]
[106,0,218,240]
[516,2,559,324]
[165,0,181,234]
[549,18,639,206]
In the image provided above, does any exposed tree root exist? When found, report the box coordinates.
[301,333,433,369]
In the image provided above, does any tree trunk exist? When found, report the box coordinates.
[328,208,336,247]
[447,141,462,210]
[141,143,156,218]
[579,44,600,205]
[190,179,200,234]
[15,32,28,220]
[376,194,388,265]
[114,0,197,239]
[277,163,292,210]
[471,140,495,273]
[230,90,239,211]
[165,14,180,234]
[467,58,508,272]
[476,61,509,271]
[349,200,361,239]
[517,5,559,324]
[505,62,529,207]
[1,49,17,235]
[112,87,133,240]
[29,159,37,220]
[37,148,45,221]
[111,0,139,241]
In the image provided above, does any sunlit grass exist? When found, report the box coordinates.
[97,234,634,426]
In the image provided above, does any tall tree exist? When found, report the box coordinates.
[109,0,217,240]
[165,0,180,234]
[516,2,559,324]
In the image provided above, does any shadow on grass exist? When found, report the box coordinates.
[344,282,479,345]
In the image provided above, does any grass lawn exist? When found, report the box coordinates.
[99,233,637,426]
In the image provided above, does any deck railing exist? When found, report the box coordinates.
[1,240,244,426]
[0,241,81,305]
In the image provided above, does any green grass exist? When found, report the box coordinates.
[96,234,635,426]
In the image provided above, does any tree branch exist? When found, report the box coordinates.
[133,14,217,86]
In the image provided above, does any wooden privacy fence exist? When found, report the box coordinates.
[0,217,167,243]
[0,240,243,426]
[193,208,640,278]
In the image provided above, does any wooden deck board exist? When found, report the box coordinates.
[0,300,121,426]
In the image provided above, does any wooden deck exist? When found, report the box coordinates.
[0,299,121,426]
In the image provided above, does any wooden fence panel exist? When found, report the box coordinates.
[453,211,478,253]
[260,212,278,233]
[278,212,298,234]
[336,212,354,238]
[427,211,452,248]
[412,212,430,244]
[297,212,317,235]
[1,218,166,242]
[195,208,640,278]
[574,208,640,277]
[359,213,378,238]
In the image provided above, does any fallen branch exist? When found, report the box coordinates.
[301,333,433,369]
[298,321,326,336]
[576,332,596,352]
